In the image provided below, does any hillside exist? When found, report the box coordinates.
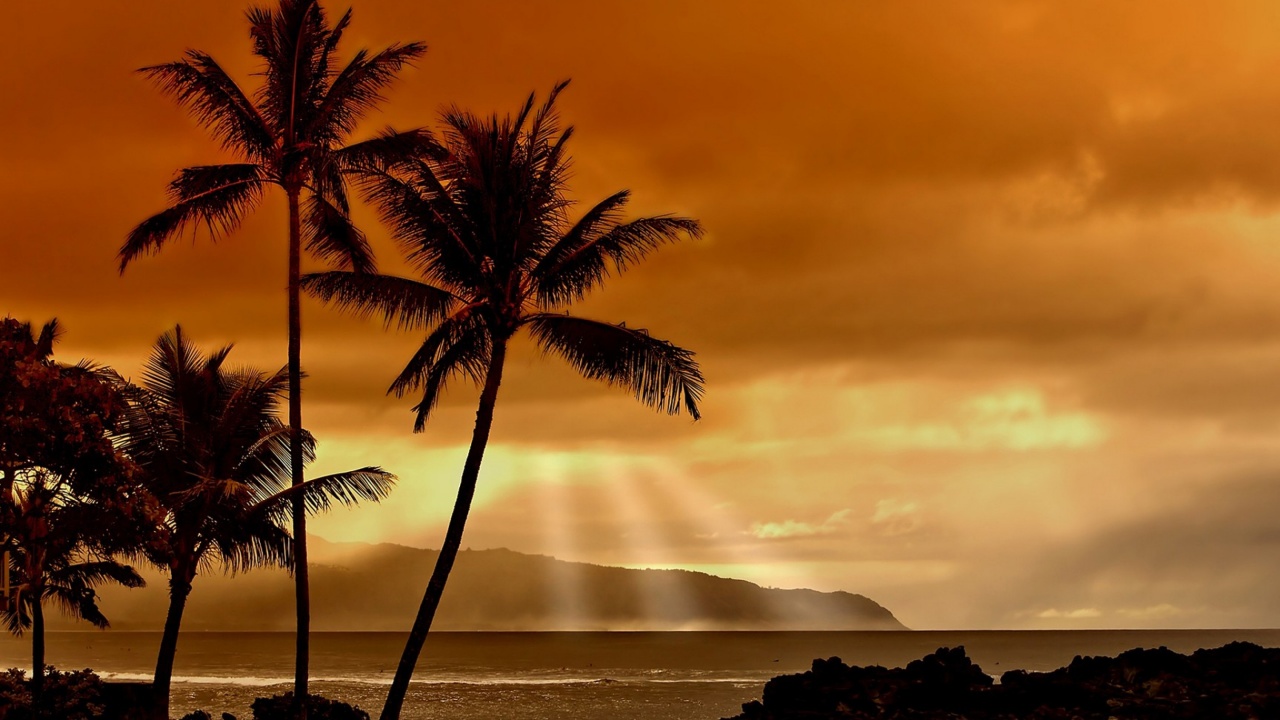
[76,539,906,632]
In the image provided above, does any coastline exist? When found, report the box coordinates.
[5,630,1278,719]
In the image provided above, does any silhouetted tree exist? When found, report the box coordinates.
[112,327,395,719]
[118,1,425,708]
[0,318,146,713]
[2,471,145,717]
[302,82,704,720]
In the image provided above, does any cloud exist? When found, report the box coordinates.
[9,0,1280,632]
[749,509,853,540]
[1117,604,1186,621]
[1035,608,1103,620]
[872,499,921,537]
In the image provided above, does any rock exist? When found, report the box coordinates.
[723,643,1280,719]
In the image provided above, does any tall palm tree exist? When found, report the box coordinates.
[2,471,145,714]
[302,82,705,720]
[118,0,426,705]
[113,327,396,719]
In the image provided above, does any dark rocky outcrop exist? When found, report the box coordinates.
[726,642,1280,719]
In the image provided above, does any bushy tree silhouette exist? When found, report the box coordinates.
[0,318,146,713]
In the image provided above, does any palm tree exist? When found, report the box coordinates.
[112,327,396,719]
[118,0,425,705]
[2,470,145,715]
[302,82,705,720]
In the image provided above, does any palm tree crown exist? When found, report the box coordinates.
[303,81,704,429]
[119,0,427,272]
[116,328,395,576]
[2,473,145,638]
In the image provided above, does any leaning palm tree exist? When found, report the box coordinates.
[112,327,395,719]
[302,81,704,720]
[118,0,425,703]
[2,471,145,714]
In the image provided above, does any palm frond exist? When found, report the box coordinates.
[34,319,61,358]
[249,0,328,137]
[2,593,29,635]
[137,326,228,414]
[43,560,143,630]
[408,323,491,432]
[234,424,316,497]
[315,7,353,80]
[254,466,395,524]
[302,193,375,273]
[535,215,703,306]
[335,127,436,172]
[46,561,145,591]
[525,80,574,208]
[526,79,572,155]
[301,271,458,330]
[175,475,255,509]
[213,367,289,448]
[139,52,274,160]
[532,189,630,276]
[120,165,266,271]
[217,517,293,575]
[353,161,482,290]
[527,314,704,419]
[312,42,427,141]
[44,583,108,629]
[385,307,487,398]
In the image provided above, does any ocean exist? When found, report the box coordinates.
[3,630,1278,719]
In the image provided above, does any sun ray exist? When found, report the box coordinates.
[601,454,701,628]
[530,453,593,629]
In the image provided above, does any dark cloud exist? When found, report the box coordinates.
[968,472,1280,628]
[8,0,1280,629]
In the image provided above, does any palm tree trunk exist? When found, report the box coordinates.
[153,576,191,720]
[31,595,44,717]
[287,188,311,720]
[380,338,509,720]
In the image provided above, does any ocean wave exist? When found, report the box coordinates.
[98,673,289,687]
[98,672,767,688]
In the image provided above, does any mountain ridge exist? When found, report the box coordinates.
[72,538,906,632]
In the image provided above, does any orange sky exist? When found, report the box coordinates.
[6,0,1280,629]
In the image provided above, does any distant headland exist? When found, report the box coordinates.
[76,538,905,632]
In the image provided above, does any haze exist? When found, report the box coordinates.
[5,0,1280,630]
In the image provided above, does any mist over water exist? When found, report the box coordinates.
[4,630,1278,719]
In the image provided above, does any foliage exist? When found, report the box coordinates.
[111,327,394,718]
[114,326,396,586]
[114,328,296,581]
[121,2,429,702]
[119,0,429,272]
[301,81,705,430]
[0,318,128,503]
[0,318,147,636]
[303,84,703,720]
[0,666,107,720]
[251,693,370,720]
[1,476,146,636]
